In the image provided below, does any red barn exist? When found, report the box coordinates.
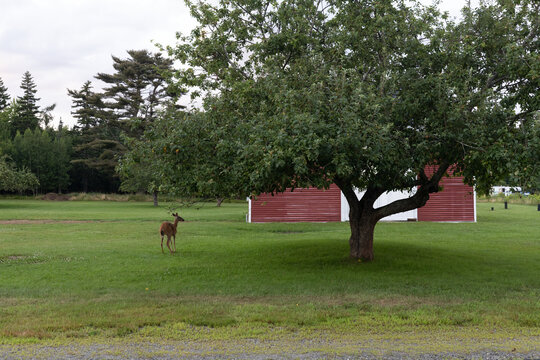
[248,184,342,223]
[417,166,476,222]
[248,170,476,223]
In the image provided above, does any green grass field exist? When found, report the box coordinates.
[0,199,539,355]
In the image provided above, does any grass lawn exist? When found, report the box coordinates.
[0,199,539,355]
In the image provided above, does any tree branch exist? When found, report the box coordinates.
[373,162,450,220]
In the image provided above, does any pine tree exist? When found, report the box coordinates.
[40,103,56,128]
[12,71,40,136]
[68,80,124,192]
[68,81,101,131]
[95,50,174,137]
[0,77,10,111]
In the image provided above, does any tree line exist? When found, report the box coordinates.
[0,50,176,200]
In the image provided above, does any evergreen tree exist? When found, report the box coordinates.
[95,49,174,136]
[0,102,19,146]
[67,51,175,194]
[39,103,56,128]
[68,81,103,131]
[0,77,10,111]
[68,81,124,192]
[92,50,173,195]
[12,71,40,136]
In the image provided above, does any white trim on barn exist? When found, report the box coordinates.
[340,189,418,222]
[473,187,477,223]
[247,197,252,223]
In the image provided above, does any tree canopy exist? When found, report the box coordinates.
[156,0,539,260]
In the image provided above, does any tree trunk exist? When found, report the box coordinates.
[336,163,450,262]
[216,198,224,207]
[153,191,158,207]
[348,212,377,261]
[338,183,381,262]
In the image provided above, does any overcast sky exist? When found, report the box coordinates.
[0,0,477,128]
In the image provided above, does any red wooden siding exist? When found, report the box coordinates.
[250,184,341,222]
[417,166,475,222]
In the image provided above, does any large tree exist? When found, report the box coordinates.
[68,80,124,192]
[11,71,41,136]
[69,50,176,195]
[165,0,539,261]
[96,50,180,201]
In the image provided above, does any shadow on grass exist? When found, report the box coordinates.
[161,232,538,301]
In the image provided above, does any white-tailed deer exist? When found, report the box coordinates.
[159,213,185,254]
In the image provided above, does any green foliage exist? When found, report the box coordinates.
[8,128,72,193]
[116,134,159,195]
[67,81,104,131]
[0,105,14,144]
[68,80,125,192]
[134,109,248,201]
[39,103,56,128]
[167,0,538,196]
[0,156,38,192]
[506,115,540,192]
[69,50,176,194]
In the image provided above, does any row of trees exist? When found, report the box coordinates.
[0,50,176,197]
[67,49,175,199]
[0,73,70,193]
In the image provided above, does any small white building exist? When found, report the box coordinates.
[491,186,521,196]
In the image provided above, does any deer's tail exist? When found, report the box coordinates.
[160,230,164,236]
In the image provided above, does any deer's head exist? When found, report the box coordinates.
[172,213,185,222]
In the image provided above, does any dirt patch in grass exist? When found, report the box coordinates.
[41,193,70,201]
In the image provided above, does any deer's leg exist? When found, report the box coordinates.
[161,235,164,253]
[173,235,176,253]
[166,236,173,254]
